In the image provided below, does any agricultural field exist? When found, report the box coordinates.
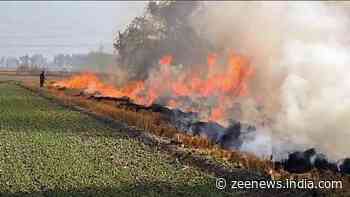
[0,81,242,197]
[0,75,346,197]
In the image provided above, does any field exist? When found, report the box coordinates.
[0,81,244,197]
[0,73,348,197]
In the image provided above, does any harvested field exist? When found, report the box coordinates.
[0,82,240,196]
[0,74,348,196]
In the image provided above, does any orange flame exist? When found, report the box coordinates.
[159,55,173,65]
[54,51,255,124]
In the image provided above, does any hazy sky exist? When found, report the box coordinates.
[0,1,147,58]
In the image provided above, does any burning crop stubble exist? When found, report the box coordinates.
[191,1,350,160]
[55,1,350,162]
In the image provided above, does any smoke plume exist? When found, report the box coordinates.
[192,1,350,160]
[61,1,350,160]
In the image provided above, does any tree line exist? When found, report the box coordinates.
[0,49,115,74]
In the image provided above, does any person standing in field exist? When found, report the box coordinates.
[40,70,45,87]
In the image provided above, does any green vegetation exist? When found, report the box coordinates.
[0,83,238,196]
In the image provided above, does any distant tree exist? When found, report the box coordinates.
[30,54,47,68]
[71,54,88,67]
[82,51,114,72]
[98,43,105,53]
[6,57,19,68]
[19,55,30,67]
[53,54,69,68]
[0,57,5,67]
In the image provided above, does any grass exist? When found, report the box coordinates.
[0,82,244,196]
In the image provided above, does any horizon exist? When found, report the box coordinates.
[0,1,147,58]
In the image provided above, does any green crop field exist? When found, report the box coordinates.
[0,82,241,197]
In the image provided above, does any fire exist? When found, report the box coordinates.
[209,105,226,122]
[159,55,173,65]
[207,53,218,69]
[55,72,146,100]
[54,51,255,125]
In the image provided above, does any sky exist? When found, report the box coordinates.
[0,1,147,59]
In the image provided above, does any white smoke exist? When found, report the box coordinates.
[192,1,350,160]
[240,127,273,159]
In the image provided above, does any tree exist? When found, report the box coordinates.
[30,54,47,68]
[19,55,30,67]
[53,54,69,68]
[113,1,213,80]
[6,57,19,68]
[0,57,5,67]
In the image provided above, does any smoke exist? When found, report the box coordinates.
[190,1,350,160]
[63,1,350,160]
